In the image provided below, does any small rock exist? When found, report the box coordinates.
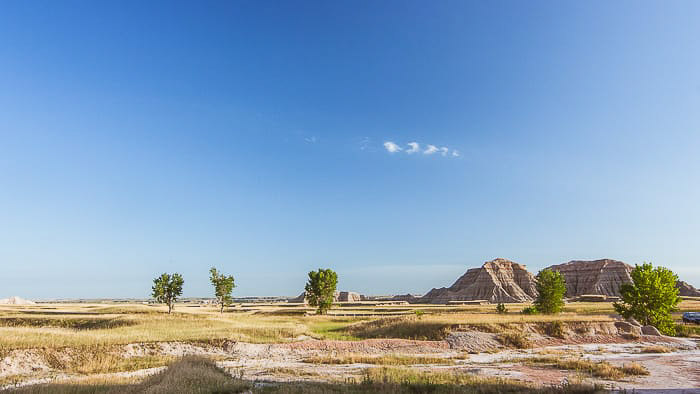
[641,325,662,336]
[626,318,642,327]
[615,321,642,337]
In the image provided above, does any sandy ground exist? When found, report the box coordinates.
[1,335,699,391]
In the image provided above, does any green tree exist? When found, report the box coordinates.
[151,273,184,314]
[613,262,681,335]
[209,267,236,313]
[304,268,338,315]
[534,269,566,314]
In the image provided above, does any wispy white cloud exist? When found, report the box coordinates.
[381,141,460,158]
[383,141,402,153]
[406,142,420,154]
[304,136,317,143]
[424,145,439,155]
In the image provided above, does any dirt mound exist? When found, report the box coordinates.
[0,296,36,305]
[419,258,538,304]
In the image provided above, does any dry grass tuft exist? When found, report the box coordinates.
[496,332,532,349]
[523,357,649,380]
[10,356,251,394]
[640,345,671,354]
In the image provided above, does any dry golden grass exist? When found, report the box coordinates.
[10,356,251,394]
[640,345,672,354]
[523,357,649,380]
[0,300,695,352]
[0,308,308,349]
[38,345,175,374]
[7,359,603,394]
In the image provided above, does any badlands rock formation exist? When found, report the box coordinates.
[546,259,633,297]
[676,280,700,297]
[0,296,36,305]
[547,259,700,298]
[419,258,538,304]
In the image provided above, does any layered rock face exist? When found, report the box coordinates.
[676,281,700,297]
[419,258,538,304]
[546,259,633,297]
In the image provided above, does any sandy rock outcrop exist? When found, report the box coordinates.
[546,259,633,297]
[419,258,538,304]
[676,280,700,297]
[337,291,361,302]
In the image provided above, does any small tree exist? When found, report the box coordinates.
[614,262,681,335]
[209,267,236,313]
[151,273,184,314]
[534,269,566,314]
[304,268,338,315]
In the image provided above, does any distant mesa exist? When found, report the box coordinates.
[418,258,538,304]
[0,296,36,305]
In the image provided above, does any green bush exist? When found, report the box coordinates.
[522,306,538,315]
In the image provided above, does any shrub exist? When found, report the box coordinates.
[522,306,538,315]
[497,332,532,349]
[496,303,507,314]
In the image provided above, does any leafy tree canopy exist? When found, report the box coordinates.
[304,268,338,315]
[209,267,236,313]
[151,273,184,314]
[614,262,681,335]
[534,269,566,314]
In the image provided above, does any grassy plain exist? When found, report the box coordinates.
[0,299,698,350]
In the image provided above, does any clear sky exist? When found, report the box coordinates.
[1,1,699,299]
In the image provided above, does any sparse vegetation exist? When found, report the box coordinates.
[496,332,532,348]
[640,345,671,353]
[674,323,700,338]
[614,263,682,335]
[304,268,338,315]
[523,357,649,380]
[9,356,251,393]
[534,269,567,314]
[542,321,566,338]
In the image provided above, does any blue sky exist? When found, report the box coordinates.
[1,1,699,299]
